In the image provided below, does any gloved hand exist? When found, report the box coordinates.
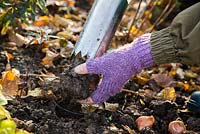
[74,33,154,104]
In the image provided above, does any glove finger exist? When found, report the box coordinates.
[74,63,88,74]
[91,76,122,104]
[77,97,95,104]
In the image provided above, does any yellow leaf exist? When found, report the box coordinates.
[169,69,176,76]
[157,87,176,101]
[130,26,137,34]
[33,16,52,27]
[135,75,148,85]
[0,106,11,120]
[184,71,197,78]
[2,69,20,97]
[81,104,98,113]
[16,129,32,134]
[1,25,8,35]
[176,81,192,92]
[183,83,190,91]
[57,30,72,39]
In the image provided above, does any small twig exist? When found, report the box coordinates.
[122,94,127,111]
[135,0,159,35]
[157,3,176,26]
[20,73,60,79]
[148,0,172,32]
[121,88,138,95]
[127,0,143,40]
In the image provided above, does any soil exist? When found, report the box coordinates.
[0,39,199,134]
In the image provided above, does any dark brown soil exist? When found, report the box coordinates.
[0,43,199,134]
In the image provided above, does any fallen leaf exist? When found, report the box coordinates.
[0,106,11,120]
[40,71,58,82]
[8,30,29,47]
[46,0,75,6]
[157,87,176,101]
[16,129,32,134]
[151,74,173,87]
[109,124,121,132]
[101,102,119,112]
[135,115,155,130]
[33,16,52,27]
[81,102,119,113]
[135,75,148,85]
[27,88,43,97]
[60,41,74,58]
[52,14,74,27]
[175,81,191,92]
[2,68,20,97]
[6,52,13,60]
[81,104,99,113]
[0,85,7,106]
[184,71,197,79]
[57,30,73,39]
[42,48,59,67]
[176,68,184,79]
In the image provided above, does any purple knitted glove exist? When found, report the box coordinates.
[76,33,154,104]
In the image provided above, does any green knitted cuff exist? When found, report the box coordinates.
[150,27,180,64]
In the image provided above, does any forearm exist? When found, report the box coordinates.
[150,2,200,65]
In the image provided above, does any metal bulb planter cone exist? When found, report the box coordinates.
[73,0,130,58]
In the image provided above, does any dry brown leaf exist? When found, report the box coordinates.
[60,41,74,58]
[81,102,119,113]
[42,48,59,67]
[102,102,119,112]
[109,124,121,132]
[52,14,74,27]
[151,74,173,87]
[1,68,20,97]
[33,16,52,27]
[57,30,73,39]
[41,71,57,82]
[6,52,13,60]
[28,88,56,100]
[157,87,176,101]
[27,88,43,97]
[8,30,29,47]
[81,104,99,113]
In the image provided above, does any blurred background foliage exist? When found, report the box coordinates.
[0,0,47,35]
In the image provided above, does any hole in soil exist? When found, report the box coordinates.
[55,99,84,118]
